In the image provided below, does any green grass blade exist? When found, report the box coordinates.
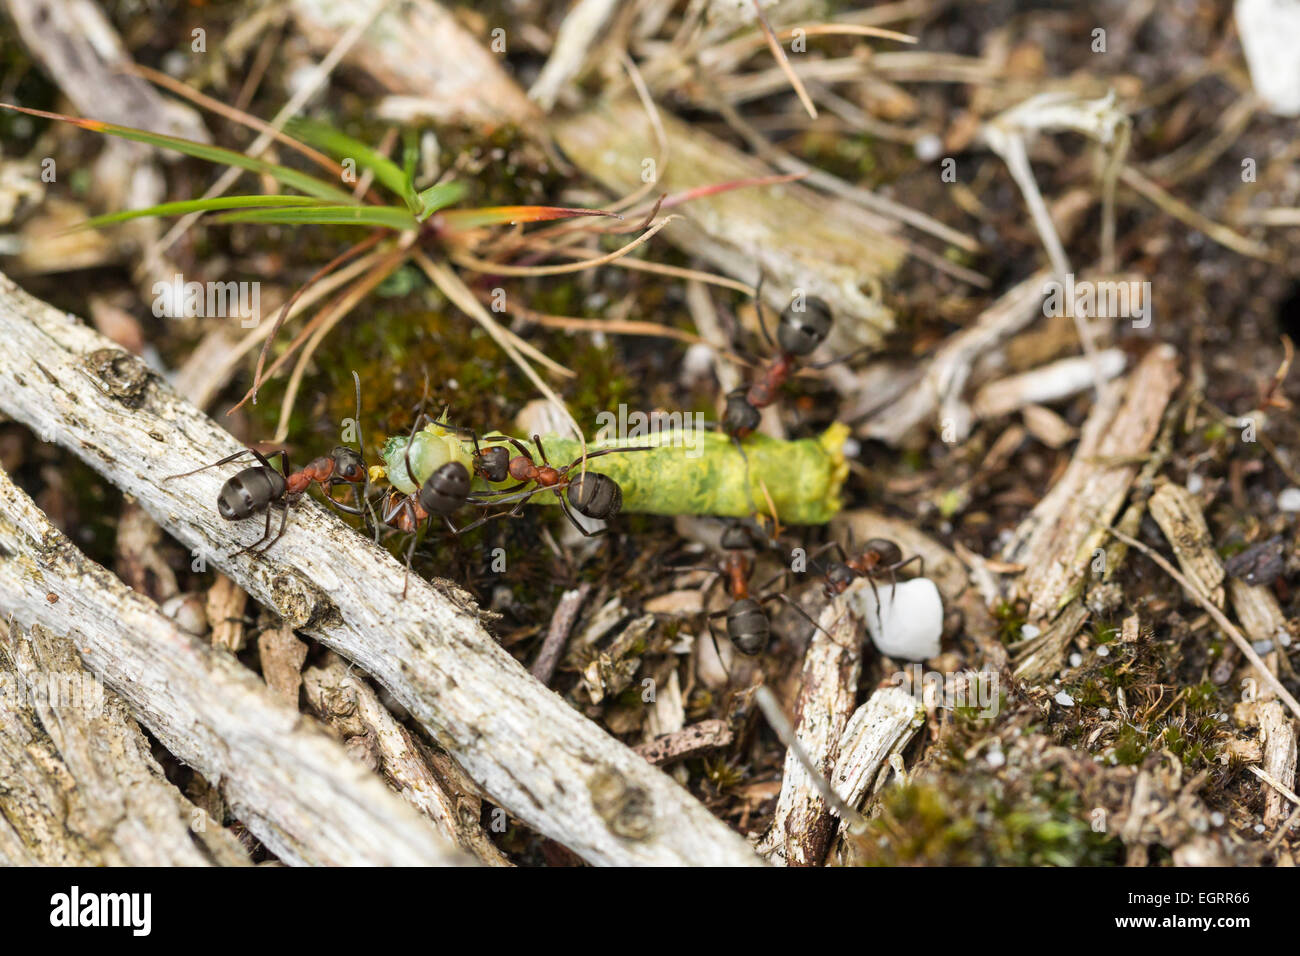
[214,204,418,229]
[286,118,415,209]
[76,195,332,231]
[0,103,354,202]
[416,182,468,221]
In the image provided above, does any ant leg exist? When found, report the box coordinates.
[531,435,551,467]
[557,495,607,538]
[866,573,886,634]
[891,554,924,579]
[256,503,292,555]
[759,592,835,641]
[235,506,276,557]
[807,540,850,567]
[564,445,656,471]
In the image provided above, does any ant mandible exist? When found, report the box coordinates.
[166,374,371,556]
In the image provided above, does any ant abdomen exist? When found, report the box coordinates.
[777,296,833,356]
[726,597,769,655]
[416,461,472,517]
[218,467,286,521]
[567,471,622,520]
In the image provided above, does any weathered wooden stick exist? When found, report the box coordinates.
[0,467,467,866]
[302,654,511,866]
[0,274,759,866]
[754,589,864,866]
[0,619,250,866]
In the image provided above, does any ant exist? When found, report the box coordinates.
[812,536,923,628]
[722,282,861,440]
[466,434,654,537]
[675,520,827,663]
[166,373,371,556]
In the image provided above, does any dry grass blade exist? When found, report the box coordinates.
[450,215,678,277]
[414,252,584,443]
[751,0,818,120]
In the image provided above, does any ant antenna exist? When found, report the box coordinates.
[352,369,381,544]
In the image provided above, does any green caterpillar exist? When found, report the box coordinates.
[375,421,848,525]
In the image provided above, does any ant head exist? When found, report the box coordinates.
[330,446,368,484]
[824,561,856,594]
[863,537,903,566]
[722,387,761,438]
[719,521,756,551]
[777,296,833,356]
[476,445,511,483]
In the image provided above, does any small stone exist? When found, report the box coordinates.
[1186,472,1204,494]
[1098,707,1111,718]
[986,748,1006,768]
[1210,812,1225,827]
[1021,623,1041,640]
[1279,487,1300,512]
[1069,652,1083,667]
[1054,691,1075,707]
[914,133,944,163]
[843,577,944,661]
[1096,645,1110,657]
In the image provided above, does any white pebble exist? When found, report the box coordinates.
[1054,691,1075,707]
[1210,812,1225,827]
[1236,0,1300,115]
[1253,639,1276,655]
[1096,645,1110,657]
[1186,473,1204,494]
[1069,653,1083,667]
[1021,623,1041,640]
[985,748,1005,768]
[843,577,944,661]
[1279,487,1300,512]
[1098,707,1111,718]
[914,133,944,163]
[1255,823,1266,834]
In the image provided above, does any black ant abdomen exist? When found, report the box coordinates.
[725,597,770,655]
[417,461,473,517]
[567,471,622,521]
[217,466,287,521]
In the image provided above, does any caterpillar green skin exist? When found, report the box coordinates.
[378,423,848,525]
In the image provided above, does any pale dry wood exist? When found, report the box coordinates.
[972,349,1127,420]
[0,467,467,866]
[754,587,864,866]
[257,624,308,706]
[0,619,250,867]
[634,719,734,766]
[830,686,921,817]
[206,573,249,652]
[1257,702,1297,828]
[1003,345,1181,623]
[1147,479,1226,609]
[528,0,621,110]
[0,275,759,866]
[287,0,538,127]
[302,654,512,866]
[1228,578,1291,653]
[552,98,905,348]
[6,0,209,141]
[859,269,1053,444]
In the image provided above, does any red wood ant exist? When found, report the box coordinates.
[812,536,924,629]
[465,434,654,537]
[722,284,863,440]
[166,375,371,556]
[675,520,827,662]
